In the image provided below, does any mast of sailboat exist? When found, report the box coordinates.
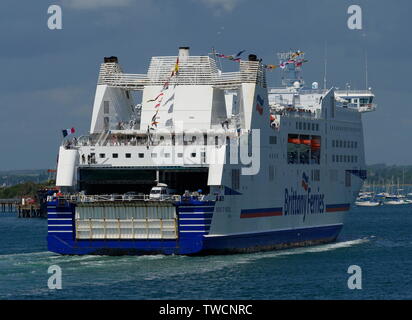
[323,41,327,90]
[365,49,368,90]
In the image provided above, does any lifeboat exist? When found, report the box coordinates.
[288,137,300,144]
[301,138,311,145]
[311,138,321,149]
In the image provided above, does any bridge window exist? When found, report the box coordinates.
[360,98,370,105]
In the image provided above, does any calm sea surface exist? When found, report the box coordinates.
[0,205,411,299]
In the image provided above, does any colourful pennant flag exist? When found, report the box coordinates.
[151,111,158,122]
[214,50,245,63]
[291,50,304,59]
[171,57,179,76]
[265,64,278,70]
[147,92,164,103]
[295,59,308,67]
[235,50,245,57]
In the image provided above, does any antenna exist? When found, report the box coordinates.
[365,49,368,90]
[277,50,305,87]
[323,41,327,90]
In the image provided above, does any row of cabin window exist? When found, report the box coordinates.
[99,152,201,159]
[330,125,361,132]
[295,121,320,131]
[332,155,358,163]
[332,140,358,148]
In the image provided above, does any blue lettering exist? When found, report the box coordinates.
[283,187,325,216]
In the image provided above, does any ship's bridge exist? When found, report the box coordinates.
[267,50,376,116]
[334,90,376,112]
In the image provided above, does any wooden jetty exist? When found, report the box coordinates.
[0,199,19,213]
[0,198,43,218]
[17,203,42,218]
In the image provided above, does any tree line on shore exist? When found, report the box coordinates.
[366,164,412,185]
[0,181,55,199]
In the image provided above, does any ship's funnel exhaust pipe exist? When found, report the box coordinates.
[248,54,258,62]
[104,56,118,63]
[179,47,190,58]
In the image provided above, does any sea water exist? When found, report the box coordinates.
[0,205,411,299]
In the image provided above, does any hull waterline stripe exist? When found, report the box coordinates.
[325,203,350,212]
[180,230,209,233]
[180,224,211,227]
[48,212,73,215]
[179,218,212,221]
[48,224,73,227]
[240,207,283,218]
[48,230,73,233]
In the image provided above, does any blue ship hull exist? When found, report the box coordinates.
[47,199,342,255]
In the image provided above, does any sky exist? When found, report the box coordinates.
[0,0,410,170]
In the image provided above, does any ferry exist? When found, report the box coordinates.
[48,47,376,255]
